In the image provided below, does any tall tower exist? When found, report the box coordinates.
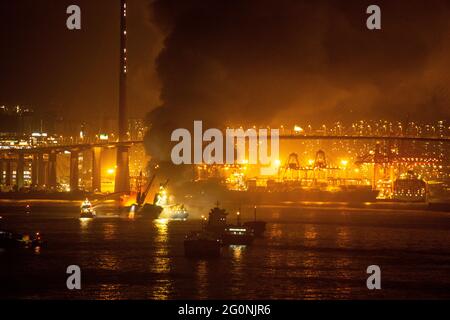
[118,0,127,142]
[115,0,130,193]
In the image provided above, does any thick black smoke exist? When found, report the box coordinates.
[145,0,450,163]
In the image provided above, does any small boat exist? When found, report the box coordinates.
[152,179,188,220]
[184,231,221,258]
[163,204,189,220]
[80,199,96,218]
[0,230,44,249]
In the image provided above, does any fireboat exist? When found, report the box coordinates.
[80,198,96,219]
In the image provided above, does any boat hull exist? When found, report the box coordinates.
[170,212,188,220]
[135,204,163,219]
[80,211,95,219]
[184,239,221,258]
[221,233,254,246]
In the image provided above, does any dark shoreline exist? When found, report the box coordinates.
[1,197,449,215]
[0,191,103,201]
[0,192,119,214]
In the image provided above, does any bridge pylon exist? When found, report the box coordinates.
[114,0,130,194]
[114,145,130,193]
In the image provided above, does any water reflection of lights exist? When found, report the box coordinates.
[333,257,353,297]
[155,218,169,226]
[97,253,120,271]
[229,245,246,296]
[103,223,117,240]
[98,284,122,300]
[304,225,317,241]
[229,245,246,261]
[128,205,136,219]
[153,218,169,252]
[272,211,281,219]
[79,217,93,239]
[79,217,92,229]
[195,260,209,299]
[336,227,351,248]
[149,217,172,299]
[268,223,283,239]
[302,252,321,270]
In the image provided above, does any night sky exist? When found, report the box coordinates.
[0,0,161,120]
[1,0,449,127]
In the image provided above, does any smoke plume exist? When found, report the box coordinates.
[145,0,450,163]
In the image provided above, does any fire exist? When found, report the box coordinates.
[121,192,138,207]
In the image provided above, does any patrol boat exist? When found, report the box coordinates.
[80,199,96,218]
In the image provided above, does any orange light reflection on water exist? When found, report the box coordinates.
[195,260,209,299]
[229,245,246,297]
[79,217,92,236]
[149,218,172,299]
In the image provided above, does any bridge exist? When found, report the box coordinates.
[277,134,450,143]
[0,140,142,192]
[1,133,448,191]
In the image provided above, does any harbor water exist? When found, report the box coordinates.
[1,206,450,299]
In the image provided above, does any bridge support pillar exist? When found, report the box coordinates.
[48,151,57,190]
[37,153,46,188]
[31,154,38,186]
[5,160,12,186]
[70,151,79,192]
[92,147,102,192]
[16,153,25,189]
[0,159,4,185]
[114,145,130,193]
